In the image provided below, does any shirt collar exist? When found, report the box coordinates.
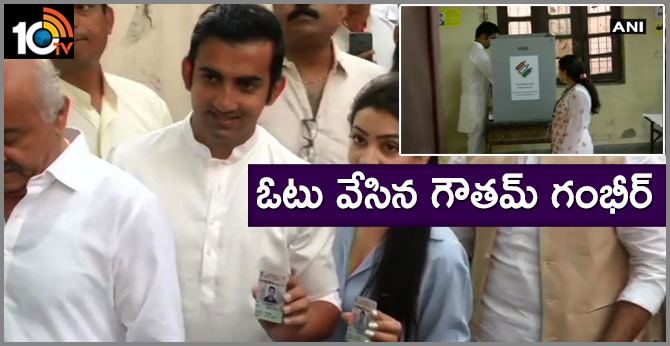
[473,41,485,50]
[179,112,262,164]
[42,128,93,192]
[283,40,350,77]
[59,73,117,108]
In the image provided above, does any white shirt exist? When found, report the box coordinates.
[4,129,184,342]
[450,155,667,341]
[333,13,396,70]
[458,42,492,134]
[108,116,341,341]
[258,45,386,164]
[372,4,399,25]
[61,73,173,160]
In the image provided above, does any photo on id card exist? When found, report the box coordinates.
[345,296,377,342]
[254,271,288,324]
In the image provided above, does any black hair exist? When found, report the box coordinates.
[558,55,601,114]
[362,229,431,341]
[187,4,285,85]
[349,73,439,165]
[475,21,499,39]
[391,46,399,72]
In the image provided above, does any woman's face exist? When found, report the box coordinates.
[348,107,430,165]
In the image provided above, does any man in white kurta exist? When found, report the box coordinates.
[333,4,396,70]
[458,22,499,154]
[4,59,184,342]
[449,155,666,341]
[259,5,386,164]
[109,4,340,342]
[53,5,172,160]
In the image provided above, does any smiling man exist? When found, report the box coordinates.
[51,4,172,159]
[108,5,340,342]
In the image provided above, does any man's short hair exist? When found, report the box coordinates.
[187,4,285,85]
[475,21,500,38]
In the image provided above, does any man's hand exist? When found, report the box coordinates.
[602,301,652,341]
[253,276,309,341]
[357,49,375,62]
[342,309,402,342]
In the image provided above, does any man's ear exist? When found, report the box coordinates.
[182,57,194,91]
[53,96,71,135]
[266,77,287,106]
[105,5,115,35]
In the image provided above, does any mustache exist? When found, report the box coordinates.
[4,161,24,174]
[287,6,320,21]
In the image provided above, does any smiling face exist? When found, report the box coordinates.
[183,37,284,151]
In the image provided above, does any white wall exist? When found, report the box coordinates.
[101,4,272,121]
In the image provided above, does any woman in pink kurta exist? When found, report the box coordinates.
[551,55,601,154]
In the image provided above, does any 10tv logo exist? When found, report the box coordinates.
[5,5,74,59]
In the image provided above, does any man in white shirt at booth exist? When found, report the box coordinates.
[4,59,183,342]
[109,5,340,342]
[52,4,172,159]
[458,22,498,154]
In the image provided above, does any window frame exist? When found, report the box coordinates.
[497,6,624,84]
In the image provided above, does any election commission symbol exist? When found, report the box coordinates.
[12,7,73,56]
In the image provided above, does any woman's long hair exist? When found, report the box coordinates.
[361,229,431,341]
[558,55,601,114]
[349,72,433,340]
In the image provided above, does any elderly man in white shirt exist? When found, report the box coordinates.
[109,5,340,342]
[458,21,499,154]
[449,155,666,342]
[259,4,386,164]
[52,4,172,160]
[4,59,183,342]
[333,4,396,70]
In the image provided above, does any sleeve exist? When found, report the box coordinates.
[415,238,473,341]
[472,51,493,84]
[615,226,666,315]
[113,193,185,341]
[559,90,590,154]
[289,227,342,309]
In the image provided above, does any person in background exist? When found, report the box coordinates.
[4,59,183,342]
[109,5,340,342]
[372,4,399,25]
[333,4,396,70]
[259,4,386,164]
[449,155,666,342]
[551,55,600,154]
[52,4,172,159]
[327,74,472,342]
[457,21,498,154]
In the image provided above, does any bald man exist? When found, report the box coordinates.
[4,59,184,342]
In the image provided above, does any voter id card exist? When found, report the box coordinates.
[254,271,288,324]
[345,296,377,342]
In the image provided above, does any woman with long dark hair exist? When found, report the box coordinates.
[551,55,601,154]
[326,73,472,342]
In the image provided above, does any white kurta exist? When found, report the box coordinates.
[449,155,667,342]
[108,116,341,341]
[61,73,173,159]
[257,44,386,164]
[4,129,184,342]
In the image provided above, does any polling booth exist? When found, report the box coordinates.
[485,33,558,152]
[491,33,557,122]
